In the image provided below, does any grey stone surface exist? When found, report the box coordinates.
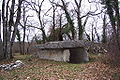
[34,40,89,63]
[35,40,85,49]
[35,49,70,62]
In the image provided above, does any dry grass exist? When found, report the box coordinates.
[0,54,120,80]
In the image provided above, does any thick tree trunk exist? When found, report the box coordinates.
[22,3,26,54]
[102,14,107,43]
[0,10,4,60]
[9,0,23,58]
[16,29,22,54]
[0,40,3,60]
[0,10,1,40]
[91,24,94,42]
[58,14,63,41]
[74,0,83,40]
[78,19,83,40]
[52,5,56,41]
[2,0,8,59]
[38,13,47,43]
[106,0,120,51]
[61,0,75,40]
[114,0,120,51]
[1,0,23,59]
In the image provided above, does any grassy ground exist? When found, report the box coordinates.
[0,54,120,80]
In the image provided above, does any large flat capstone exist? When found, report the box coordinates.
[35,40,85,49]
[33,40,89,63]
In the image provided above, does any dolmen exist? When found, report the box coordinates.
[33,40,89,63]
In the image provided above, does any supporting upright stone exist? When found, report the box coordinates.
[69,48,89,63]
[35,49,70,62]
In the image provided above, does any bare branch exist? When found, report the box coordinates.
[49,0,63,8]
[80,9,103,19]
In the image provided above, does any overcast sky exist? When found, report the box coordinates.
[0,0,104,41]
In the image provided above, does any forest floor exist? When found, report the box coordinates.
[0,53,120,80]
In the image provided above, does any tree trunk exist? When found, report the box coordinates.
[2,0,9,59]
[114,0,120,51]
[91,24,94,42]
[61,0,75,40]
[94,27,100,42]
[74,0,83,40]
[102,14,107,43]
[106,0,120,51]
[38,11,47,43]
[22,3,26,54]
[52,5,56,41]
[85,32,91,41]
[58,14,63,41]
[9,0,23,58]
[0,10,4,60]
[16,29,22,54]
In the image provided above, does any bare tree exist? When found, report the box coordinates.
[16,29,22,54]
[61,0,75,39]
[74,0,83,40]
[50,0,101,40]
[2,0,24,59]
[0,10,2,42]
[22,3,26,54]
[91,24,94,42]
[52,5,56,40]
[19,2,30,54]
[26,0,47,43]
[102,0,120,51]
[50,0,75,40]
[94,27,100,42]
[48,4,57,41]
[85,32,91,41]
[58,14,63,41]
[0,10,3,59]
[102,14,107,43]
[2,0,8,59]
